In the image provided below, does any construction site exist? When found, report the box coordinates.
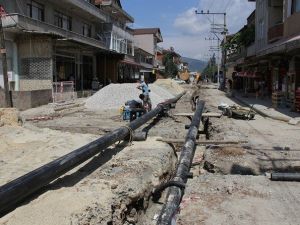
[0,79,300,225]
[1,0,300,224]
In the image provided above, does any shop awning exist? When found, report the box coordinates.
[257,33,300,56]
[120,59,142,67]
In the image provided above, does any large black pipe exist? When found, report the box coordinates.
[157,100,205,225]
[271,173,300,182]
[0,92,186,216]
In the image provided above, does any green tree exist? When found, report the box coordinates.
[163,52,179,78]
[202,55,217,81]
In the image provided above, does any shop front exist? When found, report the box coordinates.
[118,59,141,83]
[270,59,289,108]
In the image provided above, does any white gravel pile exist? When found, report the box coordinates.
[85,83,175,110]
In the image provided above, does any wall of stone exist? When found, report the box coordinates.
[17,36,53,91]
[0,89,52,110]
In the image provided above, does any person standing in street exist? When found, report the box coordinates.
[137,79,152,111]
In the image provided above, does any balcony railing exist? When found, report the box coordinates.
[2,14,106,50]
[268,23,284,43]
[65,0,109,22]
[155,46,164,54]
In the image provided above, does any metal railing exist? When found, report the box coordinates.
[52,81,76,103]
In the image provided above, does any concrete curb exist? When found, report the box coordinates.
[232,96,291,123]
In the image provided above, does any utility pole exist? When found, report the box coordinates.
[205,37,221,84]
[195,10,228,90]
[0,12,12,107]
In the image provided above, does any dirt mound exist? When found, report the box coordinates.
[154,79,185,95]
[85,83,174,110]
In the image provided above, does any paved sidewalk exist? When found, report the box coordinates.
[233,91,300,125]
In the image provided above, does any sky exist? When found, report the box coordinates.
[122,0,255,61]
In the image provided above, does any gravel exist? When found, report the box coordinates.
[85,83,175,110]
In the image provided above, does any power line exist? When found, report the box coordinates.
[195,9,228,87]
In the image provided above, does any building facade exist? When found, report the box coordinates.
[225,0,300,111]
[133,28,163,82]
[0,0,134,109]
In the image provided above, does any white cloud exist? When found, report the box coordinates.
[168,0,255,59]
[161,35,211,61]
[174,7,210,35]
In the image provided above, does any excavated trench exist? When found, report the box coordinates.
[3,84,300,225]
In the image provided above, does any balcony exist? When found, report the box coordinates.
[51,0,109,22]
[101,23,134,54]
[268,23,284,43]
[155,46,164,54]
[2,14,106,50]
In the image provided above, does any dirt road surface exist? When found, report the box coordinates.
[175,85,300,225]
[1,82,299,225]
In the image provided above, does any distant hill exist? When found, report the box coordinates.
[181,57,207,72]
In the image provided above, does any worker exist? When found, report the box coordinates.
[124,94,147,121]
[195,73,201,84]
[137,79,152,111]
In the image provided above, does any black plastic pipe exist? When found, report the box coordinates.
[157,100,205,225]
[271,173,300,182]
[0,92,186,216]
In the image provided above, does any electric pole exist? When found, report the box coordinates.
[195,10,228,90]
[0,13,12,107]
[205,37,221,84]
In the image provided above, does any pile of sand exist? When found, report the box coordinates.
[85,83,175,110]
[154,79,185,96]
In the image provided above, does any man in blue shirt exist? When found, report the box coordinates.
[137,79,152,111]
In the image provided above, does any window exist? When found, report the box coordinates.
[82,23,92,37]
[54,11,72,31]
[292,0,300,14]
[27,1,44,21]
[127,42,133,56]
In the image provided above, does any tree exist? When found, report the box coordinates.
[163,52,179,78]
[202,55,218,82]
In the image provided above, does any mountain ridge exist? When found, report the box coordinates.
[181,57,206,72]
